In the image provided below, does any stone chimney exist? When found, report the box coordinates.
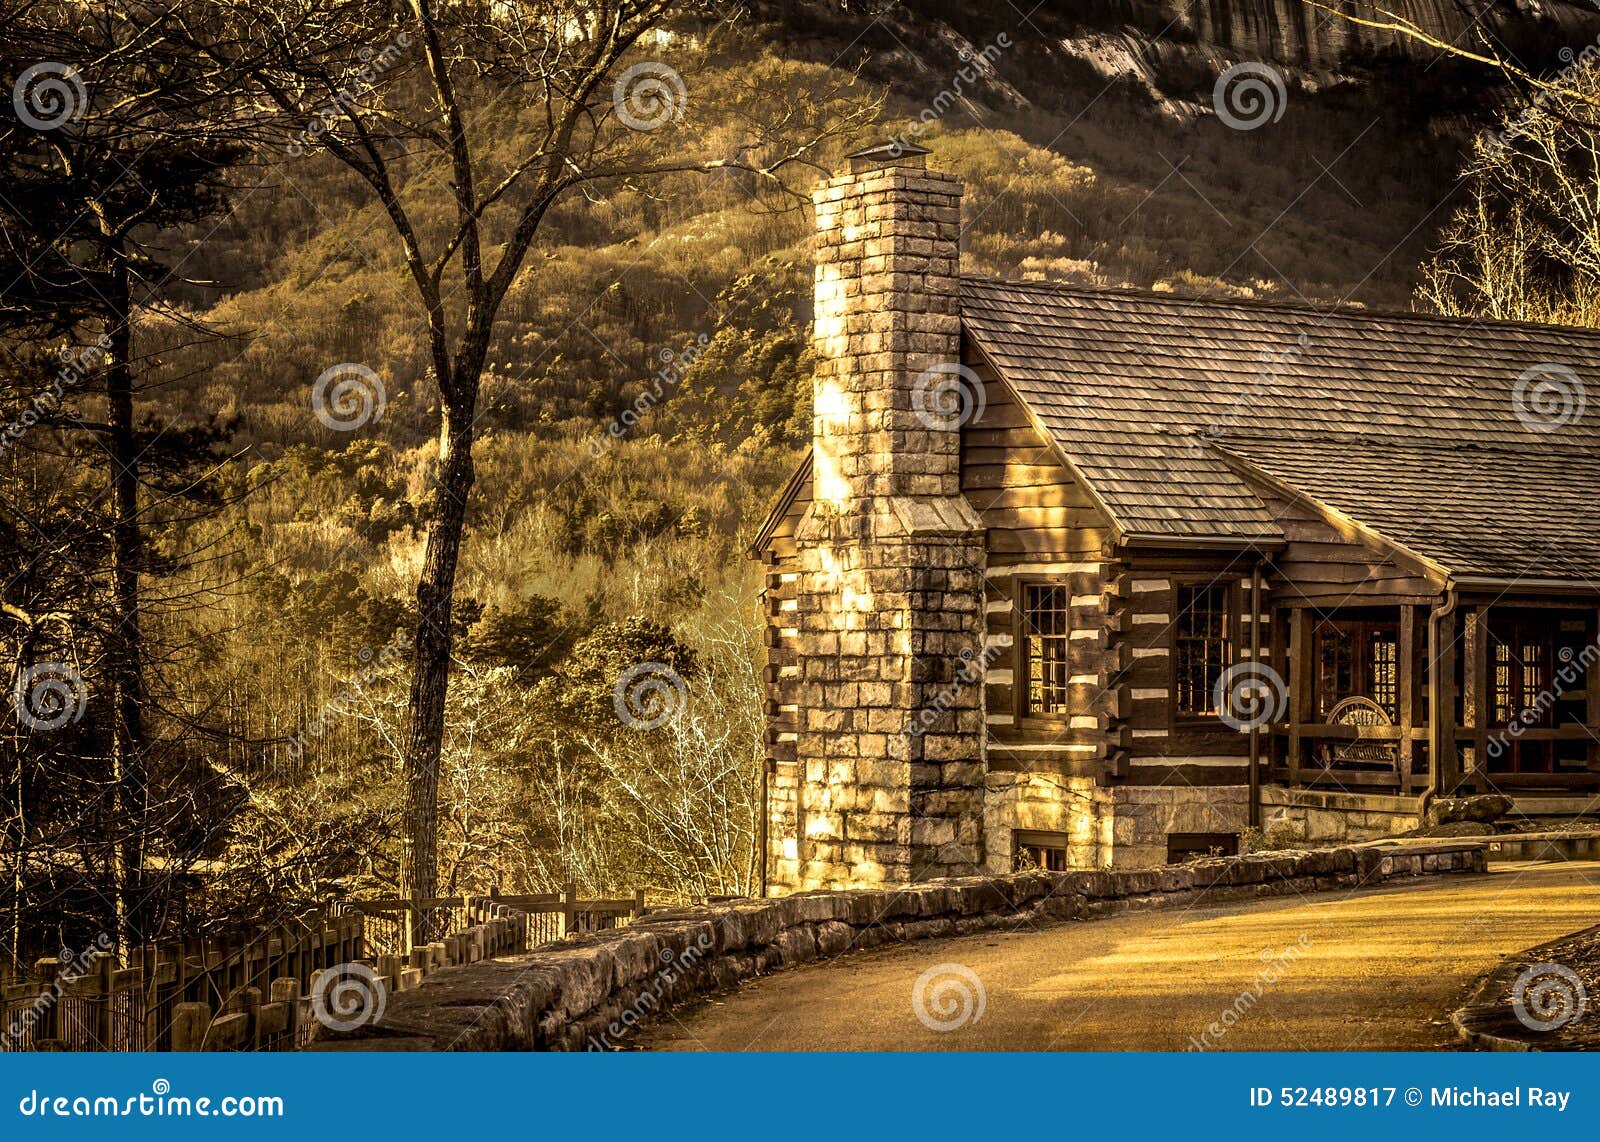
[788,143,988,889]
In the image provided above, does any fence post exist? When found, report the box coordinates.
[33,957,60,1045]
[632,889,646,920]
[271,977,301,1047]
[561,883,577,938]
[172,1001,211,1052]
[94,951,116,1049]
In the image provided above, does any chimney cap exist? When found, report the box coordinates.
[847,140,929,172]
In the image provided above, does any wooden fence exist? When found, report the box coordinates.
[349,884,647,954]
[2,886,646,1052]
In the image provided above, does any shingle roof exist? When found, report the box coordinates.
[960,277,1600,582]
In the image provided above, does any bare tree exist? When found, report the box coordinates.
[185,0,875,934]
[1307,5,1600,323]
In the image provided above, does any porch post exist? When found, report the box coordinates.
[1287,608,1311,786]
[1398,605,1416,791]
[1428,605,1460,795]
[1464,606,1489,793]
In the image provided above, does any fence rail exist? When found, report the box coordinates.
[2,885,646,1052]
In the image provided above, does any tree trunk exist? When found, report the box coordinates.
[399,397,476,943]
[104,251,150,953]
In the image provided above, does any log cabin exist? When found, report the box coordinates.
[751,142,1600,892]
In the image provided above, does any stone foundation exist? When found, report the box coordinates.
[1260,787,1421,845]
[1109,785,1252,867]
[980,773,1250,872]
[982,772,1103,871]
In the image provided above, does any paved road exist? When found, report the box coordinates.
[640,861,1600,1051]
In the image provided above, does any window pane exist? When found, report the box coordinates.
[1176,584,1230,716]
[1370,634,1397,716]
[1023,585,1070,714]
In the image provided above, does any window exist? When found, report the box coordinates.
[1314,617,1399,720]
[1021,584,1071,715]
[1014,830,1070,872]
[1175,583,1231,717]
[1492,638,1550,726]
[1167,832,1239,863]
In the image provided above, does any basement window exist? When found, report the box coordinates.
[1021,584,1071,715]
[1167,832,1239,863]
[1014,829,1071,872]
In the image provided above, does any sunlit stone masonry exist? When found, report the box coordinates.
[782,144,988,888]
[753,142,1600,893]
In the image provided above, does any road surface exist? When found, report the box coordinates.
[639,860,1600,1051]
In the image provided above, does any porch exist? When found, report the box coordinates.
[1263,598,1600,796]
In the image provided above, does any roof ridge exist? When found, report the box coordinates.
[960,275,1600,341]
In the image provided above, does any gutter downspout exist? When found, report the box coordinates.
[1248,564,1263,829]
[1420,584,1460,823]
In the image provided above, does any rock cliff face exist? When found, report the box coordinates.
[1171,0,1598,69]
[781,0,1600,101]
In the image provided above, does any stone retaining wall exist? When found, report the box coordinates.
[311,843,1485,1052]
